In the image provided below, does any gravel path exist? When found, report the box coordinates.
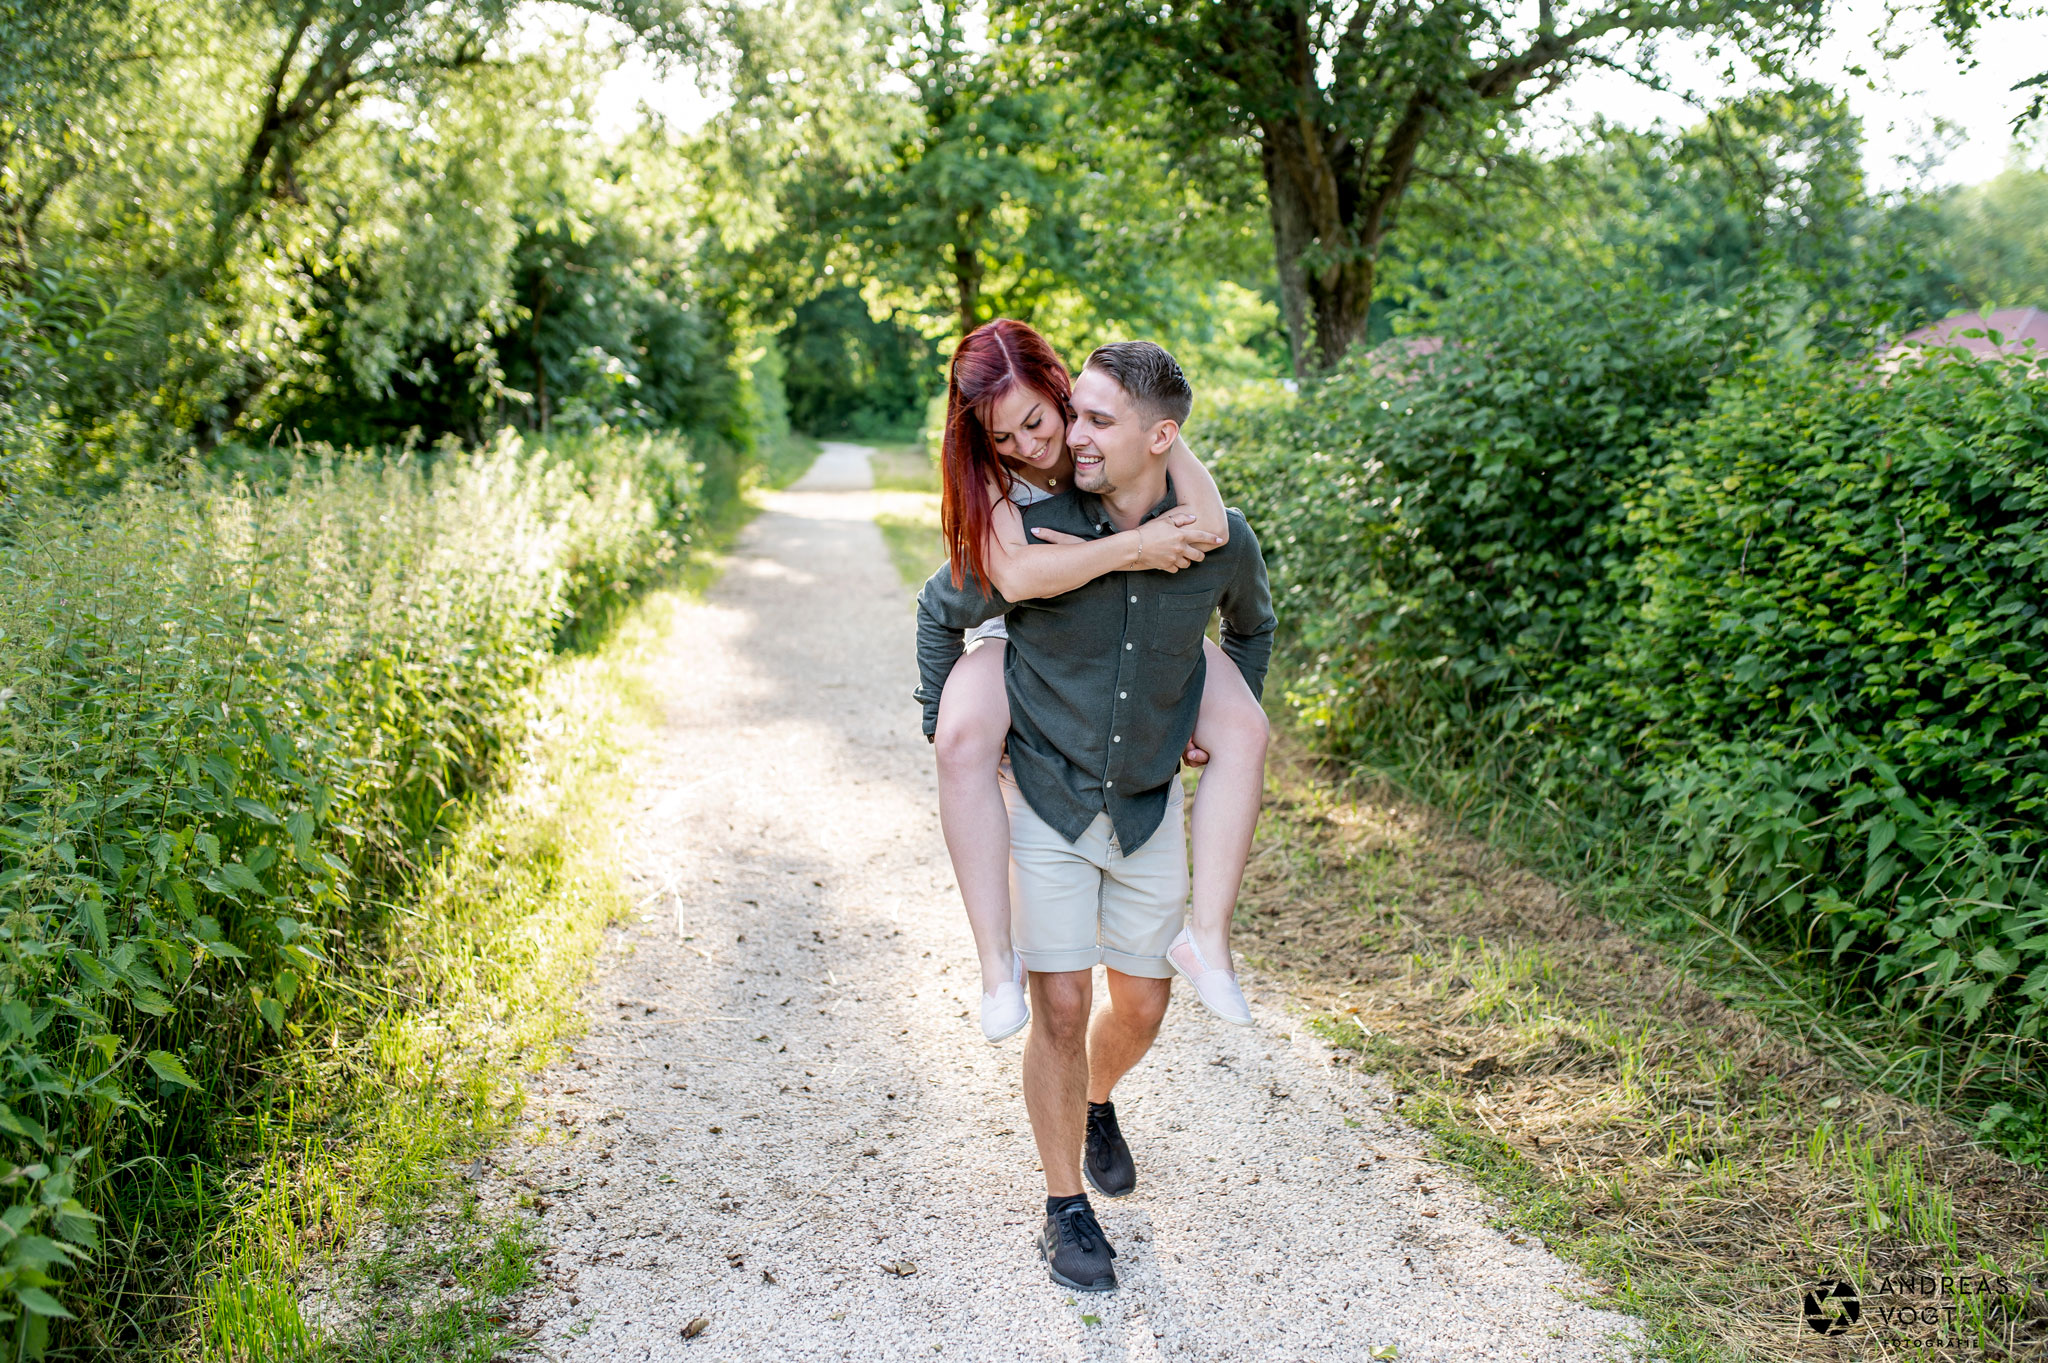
[505,462,1645,1361]
[789,440,876,491]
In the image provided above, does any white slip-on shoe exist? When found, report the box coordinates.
[980,954,1030,1043]
[1167,926,1253,1026]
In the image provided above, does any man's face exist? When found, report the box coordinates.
[1067,366,1164,496]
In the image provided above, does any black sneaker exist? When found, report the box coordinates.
[1038,1200,1118,1292]
[1083,1101,1136,1198]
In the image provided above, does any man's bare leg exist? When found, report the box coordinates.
[1086,970,1170,1103]
[1023,969,1093,1196]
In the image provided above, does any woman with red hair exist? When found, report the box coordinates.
[934,318,1270,1043]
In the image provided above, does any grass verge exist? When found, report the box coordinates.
[1239,732,2048,1361]
[756,432,824,490]
[176,525,745,1361]
[874,493,944,590]
[867,441,938,492]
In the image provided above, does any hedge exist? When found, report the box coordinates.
[1207,274,2048,1146]
[1595,349,2048,1060]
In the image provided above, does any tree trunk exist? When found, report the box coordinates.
[1261,138,1312,379]
[530,274,551,432]
[1258,143,1378,372]
[1306,250,1375,372]
[953,236,983,338]
[210,13,316,278]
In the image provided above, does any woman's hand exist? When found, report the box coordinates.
[1130,514,1224,573]
[1033,514,1221,573]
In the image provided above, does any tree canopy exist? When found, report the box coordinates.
[0,0,2035,483]
[1021,0,1833,371]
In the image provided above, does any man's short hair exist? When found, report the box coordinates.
[1083,341,1193,427]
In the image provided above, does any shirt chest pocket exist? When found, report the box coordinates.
[1148,589,1213,657]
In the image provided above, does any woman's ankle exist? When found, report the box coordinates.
[978,949,1016,994]
[1187,921,1232,968]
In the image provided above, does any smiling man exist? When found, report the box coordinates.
[913,341,1277,1292]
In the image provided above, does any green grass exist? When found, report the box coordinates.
[181,578,686,1358]
[1309,1016,1724,1363]
[1331,714,2048,1165]
[327,1218,541,1361]
[875,497,945,589]
[868,441,939,492]
[757,431,824,489]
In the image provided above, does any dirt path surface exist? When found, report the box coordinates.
[789,440,876,491]
[505,465,1645,1361]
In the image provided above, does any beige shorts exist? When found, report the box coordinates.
[1001,761,1187,979]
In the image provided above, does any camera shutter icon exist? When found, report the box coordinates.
[1803,1280,1861,1335]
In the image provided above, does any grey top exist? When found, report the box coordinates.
[913,481,1277,851]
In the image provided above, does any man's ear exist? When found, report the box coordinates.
[1148,418,1181,456]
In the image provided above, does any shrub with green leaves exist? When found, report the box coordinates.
[1207,269,2048,1152]
[1591,347,2048,1061]
[0,426,710,1346]
[1205,266,1738,747]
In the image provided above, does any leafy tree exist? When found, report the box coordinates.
[1581,88,1958,349]
[0,0,746,467]
[1896,0,2048,126]
[2,0,766,470]
[1029,0,1826,372]
[1346,85,1960,357]
[1940,155,2048,309]
[0,0,143,286]
[200,0,721,280]
[843,1,1101,337]
[778,286,942,437]
[256,63,750,452]
[702,0,1279,368]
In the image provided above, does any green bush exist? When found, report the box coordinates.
[1206,266,1738,747]
[0,426,710,1344]
[1208,269,2048,1151]
[1593,348,2048,1058]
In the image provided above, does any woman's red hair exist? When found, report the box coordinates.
[940,319,1072,592]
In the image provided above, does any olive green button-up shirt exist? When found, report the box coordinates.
[913,483,1276,851]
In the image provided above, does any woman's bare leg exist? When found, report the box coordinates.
[1184,638,1270,969]
[935,641,1016,996]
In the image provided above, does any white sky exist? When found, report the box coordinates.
[560,0,2042,191]
[509,4,733,135]
[1533,0,2044,190]
[589,40,732,138]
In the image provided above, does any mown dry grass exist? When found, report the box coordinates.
[1234,733,2048,1362]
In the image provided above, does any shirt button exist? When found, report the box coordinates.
[1113,735,1121,743]
[1118,691,1126,699]
[1105,780,1115,788]
[1125,642,1133,651]
[1129,595,1137,603]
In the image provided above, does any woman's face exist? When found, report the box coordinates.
[980,384,1068,473]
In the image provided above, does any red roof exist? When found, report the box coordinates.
[1898,306,2048,356]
